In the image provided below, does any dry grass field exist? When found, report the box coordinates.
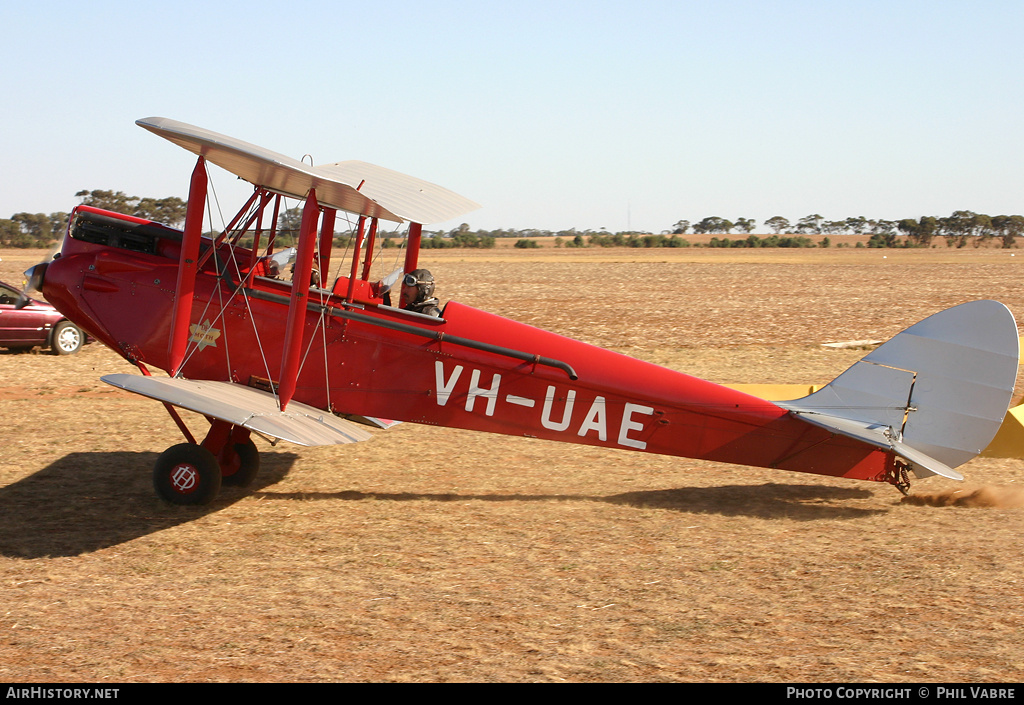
[1,245,1023,683]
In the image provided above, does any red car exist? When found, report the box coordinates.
[0,279,85,355]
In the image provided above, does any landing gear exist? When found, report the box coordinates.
[883,458,912,495]
[152,421,260,505]
[153,443,222,505]
[221,438,260,488]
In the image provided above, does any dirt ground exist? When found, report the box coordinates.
[1,246,1023,683]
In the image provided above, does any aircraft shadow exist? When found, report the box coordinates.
[0,451,298,558]
[0,453,882,558]
[254,482,883,521]
[604,483,881,520]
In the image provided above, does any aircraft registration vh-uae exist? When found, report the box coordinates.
[20,117,1020,505]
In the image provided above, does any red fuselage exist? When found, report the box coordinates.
[43,206,895,482]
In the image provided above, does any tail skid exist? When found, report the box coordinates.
[777,301,1019,481]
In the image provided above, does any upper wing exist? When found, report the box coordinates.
[318,160,481,228]
[136,117,480,225]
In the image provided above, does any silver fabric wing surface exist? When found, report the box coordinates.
[136,117,480,225]
[102,374,374,446]
[318,160,481,226]
[136,117,400,221]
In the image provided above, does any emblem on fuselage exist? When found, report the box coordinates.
[188,319,221,351]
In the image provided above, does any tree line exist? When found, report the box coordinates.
[0,190,188,248]
[3,190,1022,250]
[435,211,1024,249]
[670,212,1024,249]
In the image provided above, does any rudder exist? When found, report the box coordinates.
[777,300,1019,480]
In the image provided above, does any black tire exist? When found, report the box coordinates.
[50,320,83,355]
[221,439,260,487]
[153,443,222,505]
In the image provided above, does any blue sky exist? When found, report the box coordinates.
[2,1,1022,234]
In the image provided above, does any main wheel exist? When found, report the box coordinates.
[221,439,260,487]
[153,443,222,505]
[50,320,83,355]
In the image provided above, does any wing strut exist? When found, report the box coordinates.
[405,222,422,273]
[248,191,273,271]
[360,217,379,281]
[277,189,321,411]
[401,222,423,308]
[346,216,367,302]
[168,156,208,377]
[318,207,336,285]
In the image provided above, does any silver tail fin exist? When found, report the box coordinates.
[777,300,1019,480]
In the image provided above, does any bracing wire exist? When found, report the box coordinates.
[177,177,266,380]
[175,167,410,413]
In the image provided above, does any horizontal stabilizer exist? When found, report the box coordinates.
[778,300,1019,479]
[102,374,374,446]
[785,409,963,480]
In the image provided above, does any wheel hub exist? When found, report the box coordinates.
[170,463,200,494]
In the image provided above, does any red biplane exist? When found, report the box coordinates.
[23,117,1020,504]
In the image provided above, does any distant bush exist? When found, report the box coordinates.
[586,232,690,248]
[706,235,815,248]
[420,233,496,249]
[514,239,540,249]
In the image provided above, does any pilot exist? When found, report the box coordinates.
[287,263,320,288]
[402,268,442,317]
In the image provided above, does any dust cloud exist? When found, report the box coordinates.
[902,485,1024,509]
